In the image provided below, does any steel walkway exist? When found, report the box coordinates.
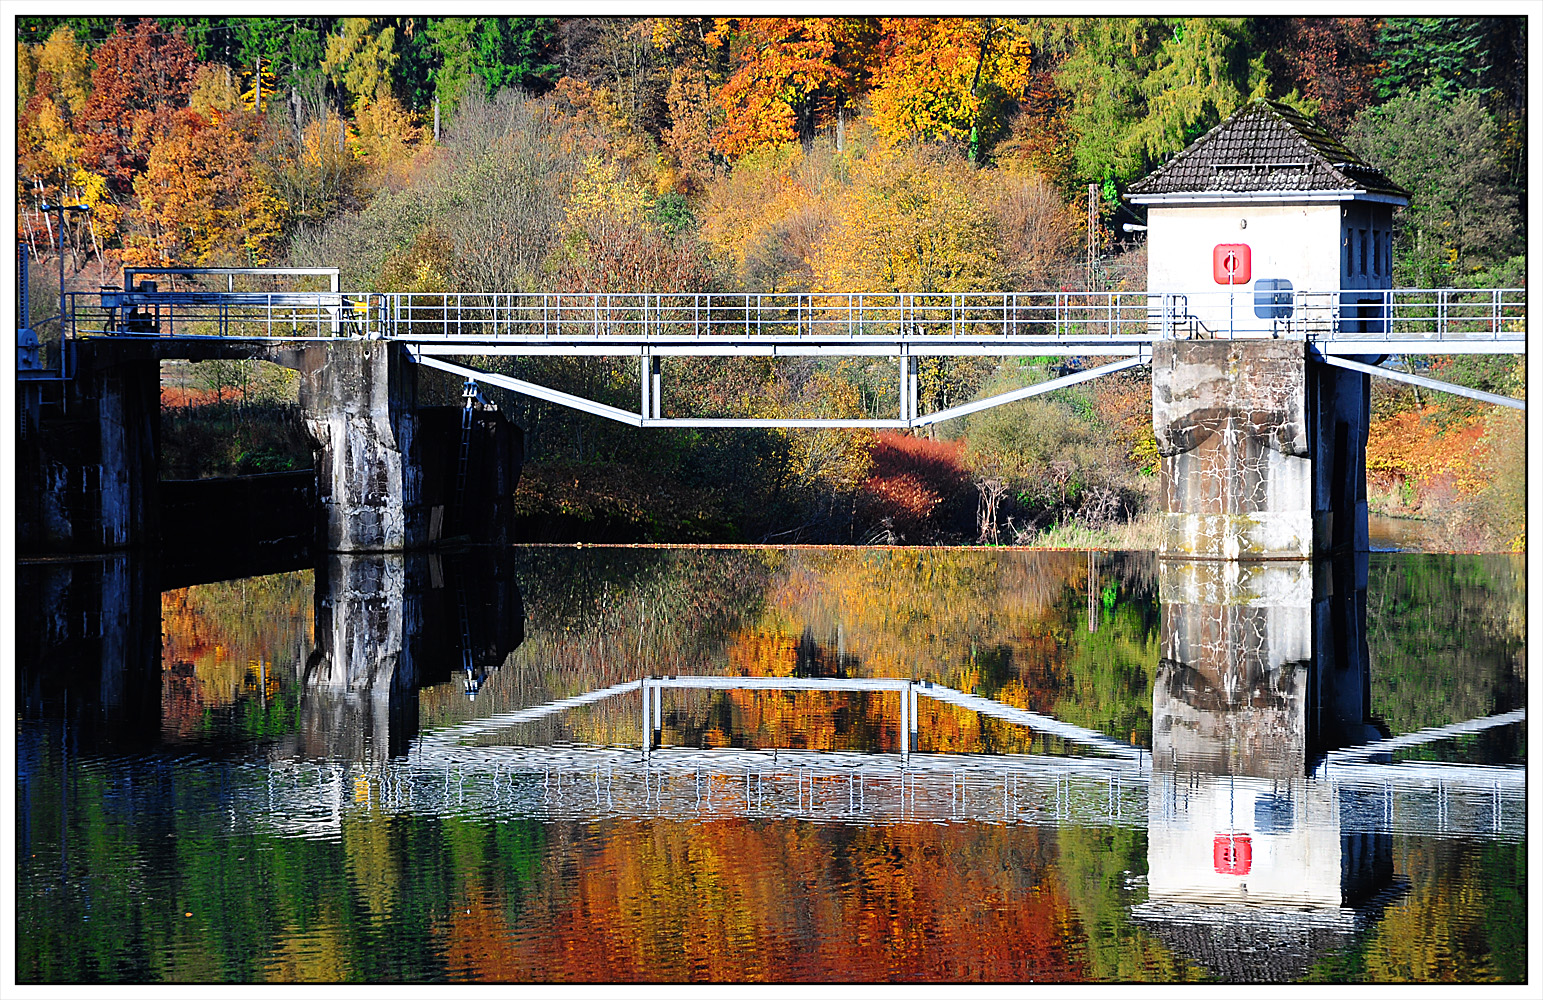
[57,275,1526,424]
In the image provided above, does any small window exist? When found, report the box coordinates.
[1344,231,1352,276]
[1371,230,1380,276]
[1358,229,1368,275]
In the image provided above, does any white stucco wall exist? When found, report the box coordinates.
[1145,202,1345,337]
[1146,775,1344,910]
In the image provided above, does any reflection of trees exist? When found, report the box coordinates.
[159,570,314,741]
[435,547,1165,751]
[1304,840,1526,984]
[1054,825,1207,983]
[1364,554,1525,744]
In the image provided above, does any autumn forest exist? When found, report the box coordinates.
[15,16,1527,548]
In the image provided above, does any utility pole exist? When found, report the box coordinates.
[434,93,441,142]
[37,200,91,329]
[255,55,262,113]
[1087,184,1100,288]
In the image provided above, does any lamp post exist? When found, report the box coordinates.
[37,200,91,331]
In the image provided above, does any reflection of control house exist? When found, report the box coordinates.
[1127,99,1409,338]
[1134,560,1397,982]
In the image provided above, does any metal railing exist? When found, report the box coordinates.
[59,286,1524,346]
[380,290,1185,342]
[1326,287,1525,342]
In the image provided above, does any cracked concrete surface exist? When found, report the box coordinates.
[1153,341,1315,558]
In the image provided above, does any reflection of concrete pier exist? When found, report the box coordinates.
[15,556,163,752]
[289,551,524,764]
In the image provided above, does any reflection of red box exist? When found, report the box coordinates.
[1213,834,1253,875]
[1213,244,1251,284]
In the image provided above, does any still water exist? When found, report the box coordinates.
[15,547,1526,983]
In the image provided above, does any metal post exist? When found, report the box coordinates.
[641,352,651,420]
[641,678,651,754]
[651,356,662,419]
[1087,183,1099,286]
[900,683,910,757]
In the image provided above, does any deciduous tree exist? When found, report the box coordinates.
[711,17,871,157]
[77,19,197,193]
[124,108,284,266]
[1346,89,1519,285]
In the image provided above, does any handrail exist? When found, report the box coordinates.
[57,288,1524,345]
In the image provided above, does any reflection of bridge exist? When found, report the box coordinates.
[214,675,1523,844]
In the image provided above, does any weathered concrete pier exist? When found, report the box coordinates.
[1152,340,1369,558]
[18,333,522,554]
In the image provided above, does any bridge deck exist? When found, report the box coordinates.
[65,288,1524,355]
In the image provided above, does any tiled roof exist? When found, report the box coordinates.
[1126,100,1409,201]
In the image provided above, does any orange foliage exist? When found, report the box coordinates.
[725,628,800,677]
[159,573,312,737]
[1366,406,1489,503]
[123,107,283,266]
[996,68,1078,188]
[434,819,1090,982]
[711,18,872,158]
[77,19,196,193]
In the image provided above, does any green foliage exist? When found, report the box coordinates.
[160,400,311,479]
[420,17,560,116]
[1374,17,1495,102]
[1345,89,1521,285]
[1364,554,1525,735]
[1124,17,1263,163]
[1048,17,1165,187]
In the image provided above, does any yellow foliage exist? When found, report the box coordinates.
[188,64,242,116]
[811,145,1006,293]
[699,143,821,282]
[867,18,1036,147]
[567,154,655,229]
[125,111,286,267]
[351,94,424,177]
[16,42,34,111]
[33,26,92,116]
[322,18,400,108]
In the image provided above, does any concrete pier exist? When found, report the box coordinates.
[294,341,421,552]
[1153,340,1367,559]
[18,339,521,554]
[17,352,161,553]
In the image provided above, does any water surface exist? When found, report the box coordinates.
[15,547,1526,983]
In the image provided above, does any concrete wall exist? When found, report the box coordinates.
[1153,339,1367,559]
[20,339,524,554]
[290,342,522,552]
[1153,339,1313,559]
[294,341,422,552]
[16,353,160,554]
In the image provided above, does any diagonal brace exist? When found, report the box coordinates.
[410,351,643,426]
[1319,354,1524,410]
[913,353,1150,427]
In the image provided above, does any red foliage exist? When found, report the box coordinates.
[77,19,196,193]
[1262,18,1379,130]
[862,431,969,529]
